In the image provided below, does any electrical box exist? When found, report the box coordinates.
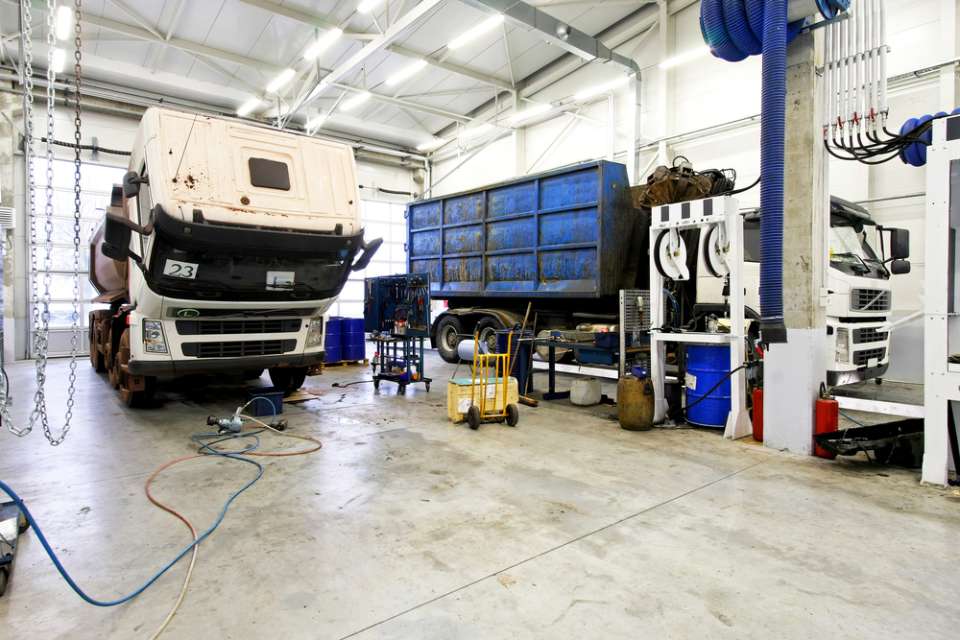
[364,274,431,337]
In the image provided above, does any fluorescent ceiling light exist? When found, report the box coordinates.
[416,138,447,152]
[448,14,504,50]
[357,0,382,13]
[306,113,328,131]
[508,103,552,125]
[55,6,73,41]
[50,48,66,74]
[266,68,296,94]
[237,97,262,117]
[461,122,494,140]
[385,59,428,87]
[340,91,372,112]
[303,28,343,61]
[573,75,630,102]
[659,46,710,70]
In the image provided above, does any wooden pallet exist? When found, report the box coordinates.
[321,358,369,369]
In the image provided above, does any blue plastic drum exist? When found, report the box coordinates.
[684,344,731,428]
[341,317,366,361]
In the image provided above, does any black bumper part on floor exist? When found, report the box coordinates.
[827,363,889,387]
[128,352,325,377]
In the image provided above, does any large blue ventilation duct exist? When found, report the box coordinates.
[700,0,848,344]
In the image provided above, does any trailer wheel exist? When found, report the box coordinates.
[269,367,307,395]
[435,316,463,363]
[475,317,502,354]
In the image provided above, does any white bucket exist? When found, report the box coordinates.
[570,377,602,406]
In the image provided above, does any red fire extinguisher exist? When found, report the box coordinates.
[814,388,839,459]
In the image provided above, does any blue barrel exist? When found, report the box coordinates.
[324,317,343,363]
[684,345,731,428]
[341,317,366,361]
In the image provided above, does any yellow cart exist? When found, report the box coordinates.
[467,331,520,430]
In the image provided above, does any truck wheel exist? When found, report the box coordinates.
[89,330,106,373]
[269,367,307,395]
[122,377,156,408]
[435,316,463,363]
[475,317,502,354]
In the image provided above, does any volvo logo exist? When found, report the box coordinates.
[176,308,200,318]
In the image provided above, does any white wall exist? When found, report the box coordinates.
[429,0,956,384]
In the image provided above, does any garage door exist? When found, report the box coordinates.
[30,158,126,357]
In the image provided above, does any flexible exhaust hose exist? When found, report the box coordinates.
[700,0,848,343]
[900,108,960,167]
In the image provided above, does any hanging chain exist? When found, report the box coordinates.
[3,0,36,436]
[5,1,83,445]
[63,0,83,440]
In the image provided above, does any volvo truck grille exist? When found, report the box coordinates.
[853,347,886,366]
[853,327,888,344]
[850,289,891,312]
[182,339,296,358]
[176,319,303,335]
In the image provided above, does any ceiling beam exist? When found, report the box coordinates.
[235,0,379,40]
[387,43,514,91]
[294,0,446,118]
[459,0,641,74]
[5,0,283,74]
[329,81,473,123]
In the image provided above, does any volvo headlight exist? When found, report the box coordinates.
[143,320,168,354]
[835,328,849,364]
[306,317,325,348]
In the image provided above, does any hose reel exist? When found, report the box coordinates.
[653,229,690,281]
[702,224,731,278]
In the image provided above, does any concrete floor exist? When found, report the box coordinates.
[1,354,958,639]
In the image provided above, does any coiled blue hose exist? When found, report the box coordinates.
[900,108,960,167]
[700,0,847,342]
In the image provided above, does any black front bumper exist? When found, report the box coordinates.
[128,352,325,377]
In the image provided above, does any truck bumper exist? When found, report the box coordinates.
[827,362,889,387]
[128,352,325,377]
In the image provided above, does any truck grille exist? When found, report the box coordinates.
[851,289,891,312]
[853,327,888,344]
[853,347,886,366]
[176,319,302,335]
[182,339,296,358]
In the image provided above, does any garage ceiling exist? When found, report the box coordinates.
[0,0,647,150]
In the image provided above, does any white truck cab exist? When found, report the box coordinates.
[698,197,910,387]
[90,108,380,404]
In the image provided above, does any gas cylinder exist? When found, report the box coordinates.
[814,397,839,459]
[751,388,764,442]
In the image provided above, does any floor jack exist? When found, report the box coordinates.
[0,501,29,596]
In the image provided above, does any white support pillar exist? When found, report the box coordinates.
[762,31,829,454]
[512,92,526,176]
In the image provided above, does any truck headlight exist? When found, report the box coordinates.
[306,317,324,348]
[835,328,849,364]
[143,320,168,354]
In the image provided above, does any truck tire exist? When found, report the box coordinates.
[435,315,463,363]
[475,317,502,354]
[269,367,307,395]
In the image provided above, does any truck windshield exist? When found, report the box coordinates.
[830,225,886,279]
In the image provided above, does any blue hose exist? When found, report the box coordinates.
[901,109,960,167]
[758,0,788,343]
[0,436,264,607]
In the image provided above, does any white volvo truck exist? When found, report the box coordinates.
[699,197,910,386]
[89,108,380,405]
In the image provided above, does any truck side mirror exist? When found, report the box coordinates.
[888,228,910,260]
[122,171,147,199]
[890,259,911,275]
[101,212,143,265]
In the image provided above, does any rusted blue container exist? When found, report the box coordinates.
[407,160,636,301]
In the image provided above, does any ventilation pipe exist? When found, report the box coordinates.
[700,0,849,343]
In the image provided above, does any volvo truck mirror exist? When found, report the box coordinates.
[122,171,148,199]
[890,259,911,275]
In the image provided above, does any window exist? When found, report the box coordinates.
[30,158,127,357]
[248,157,291,190]
[326,198,409,319]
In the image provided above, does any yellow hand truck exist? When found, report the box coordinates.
[466,330,520,430]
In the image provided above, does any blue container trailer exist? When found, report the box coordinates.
[407,161,649,362]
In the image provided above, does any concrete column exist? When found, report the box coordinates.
[762,31,828,454]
